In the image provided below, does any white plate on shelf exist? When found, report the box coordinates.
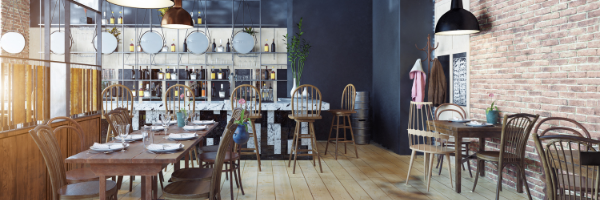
[193,120,215,125]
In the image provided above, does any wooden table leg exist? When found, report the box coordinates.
[185,152,190,169]
[455,136,462,193]
[141,176,153,200]
[175,159,180,170]
[479,137,485,177]
[99,175,106,200]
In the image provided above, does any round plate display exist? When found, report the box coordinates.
[0,32,26,54]
[93,32,118,54]
[185,31,209,54]
[50,31,72,54]
[232,32,255,54]
[140,31,164,54]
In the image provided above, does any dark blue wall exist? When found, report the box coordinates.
[288,0,373,140]
[372,0,434,155]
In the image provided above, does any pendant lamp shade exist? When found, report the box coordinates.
[107,0,173,9]
[435,0,480,35]
[161,0,193,29]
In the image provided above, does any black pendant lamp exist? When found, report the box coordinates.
[435,0,480,35]
[161,0,193,29]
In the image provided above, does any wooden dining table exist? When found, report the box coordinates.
[427,120,507,193]
[65,123,218,200]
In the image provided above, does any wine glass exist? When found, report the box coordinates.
[161,113,172,137]
[187,111,196,125]
[118,123,130,152]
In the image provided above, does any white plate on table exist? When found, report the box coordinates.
[150,126,165,131]
[147,143,184,152]
[450,119,472,123]
[90,143,129,151]
[183,125,207,131]
[168,133,198,140]
[153,121,177,125]
[465,122,494,127]
[115,134,143,141]
[192,120,215,125]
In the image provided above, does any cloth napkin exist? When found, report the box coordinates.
[151,126,164,131]
[153,121,177,125]
[169,133,197,139]
[91,142,125,150]
[193,120,215,124]
[183,125,207,130]
[467,121,483,125]
[453,116,461,120]
[147,143,182,151]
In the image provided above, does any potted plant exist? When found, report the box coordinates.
[486,93,499,124]
[176,102,187,128]
[106,27,121,52]
[233,98,251,145]
[243,27,258,36]
[284,17,311,96]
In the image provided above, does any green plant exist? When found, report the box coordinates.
[485,93,499,114]
[106,27,121,44]
[283,18,311,87]
[234,99,250,131]
[158,7,171,18]
[243,27,258,36]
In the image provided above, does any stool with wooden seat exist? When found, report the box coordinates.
[288,84,323,174]
[325,84,359,160]
[29,125,119,200]
[229,84,262,171]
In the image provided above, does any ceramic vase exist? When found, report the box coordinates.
[176,112,185,127]
[233,123,250,145]
[486,110,499,124]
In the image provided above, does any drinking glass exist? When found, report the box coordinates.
[142,125,153,148]
[188,111,196,125]
[161,113,172,136]
[118,124,130,152]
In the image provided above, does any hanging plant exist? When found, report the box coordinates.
[243,27,258,36]
[106,27,121,44]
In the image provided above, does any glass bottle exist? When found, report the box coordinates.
[197,12,202,24]
[217,69,223,80]
[110,12,115,24]
[131,66,136,80]
[264,39,269,52]
[174,86,179,97]
[129,39,134,52]
[186,66,190,80]
[171,68,178,80]
[190,67,197,80]
[219,84,225,98]
[102,12,106,25]
[211,83,216,97]
[271,67,276,80]
[210,67,215,80]
[165,67,171,80]
[200,66,205,79]
[132,85,137,97]
[187,84,193,97]
[158,68,164,80]
[155,84,162,98]
[202,82,206,97]
[271,39,276,52]
[212,39,216,52]
[171,39,176,52]
[138,44,142,52]
[118,11,123,24]
[226,39,231,52]
[139,84,145,97]
[146,66,151,80]
[144,84,151,98]
[217,39,224,52]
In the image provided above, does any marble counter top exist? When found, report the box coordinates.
[103,100,330,111]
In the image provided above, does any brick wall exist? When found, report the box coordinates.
[465,0,600,199]
[1,0,29,57]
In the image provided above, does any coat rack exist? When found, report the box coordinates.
[415,34,439,76]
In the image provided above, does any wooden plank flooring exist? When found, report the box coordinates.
[114,142,529,200]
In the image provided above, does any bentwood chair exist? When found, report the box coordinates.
[472,113,539,200]
[288,84,323,174]
[434,103,473,177]
[45,117,101,184]
[324,84,359,160]
[30,125,119,200]
[228,84,262,171]
[533,134,600,200]
[405,101,453,192]
[162,108,243,200]
[165,84,201,167]
[101,84,133,143]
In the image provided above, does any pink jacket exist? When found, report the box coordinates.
[410,70,427,107]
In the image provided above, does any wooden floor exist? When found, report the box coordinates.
[114,141,529,200]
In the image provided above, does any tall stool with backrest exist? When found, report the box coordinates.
[29,125,119,200]
[434,103,473,177]
[165,84,200,168]
[405,101,454,191]
[472,113,539,200]
[101,84,133,143]
[162,108,243,200]
[229,84,262,171]
[288,84,323,174]
[324,84,359,160]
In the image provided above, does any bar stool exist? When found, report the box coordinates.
[229,84,262,171]
[288,84,323,174]
[324,84,359,160]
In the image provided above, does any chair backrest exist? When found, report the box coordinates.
[106,109,131,140]
[45,116,86,169]
[435,103,466,120]
[231,84,261,117]
[532,134,600,200]
[534,117,591,138]
[407,101,449,150]
[165,84,196,115]
[498,113,539,164]
[29,125,67,200]
[101,84,133,119]
[210,108,243,199]
[291,84,322,117]
[340,84,356,111]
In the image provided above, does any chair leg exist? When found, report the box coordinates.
[288,122,299,167]
[116,176,123,190]
[158,171,164,190]
[229,162,234,200]
[496,164,503,200]
[292,130,300,174]
[324,116,336,155]
[520,164,533,200]
[238,155,245,195]
[426,153,435,192]
[472,159,482,192]
[445,153,453,188]
[334,116,340,160]
[346,115,359,158]
[406,150,416,185]
[309,122,323,173]
[466,157,473,178]
[438,155,444,175]
[342,116,347,154]
[435,154,443,169]
[249,120,261,172]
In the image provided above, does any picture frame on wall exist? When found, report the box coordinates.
[452,52,468,107]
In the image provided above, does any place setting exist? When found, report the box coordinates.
[464,120,495,127]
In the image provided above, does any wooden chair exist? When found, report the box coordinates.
[288,84,323,174]
[324,84,359,160]
[434,103,473,177]
[472,113,539,200]
[405,101,453,192]
[228,84,262,171]
[29,125,119,200]
[532,133,600,200]
[101,84,133,143]
[162,108,243,200]
[165,84,201,168]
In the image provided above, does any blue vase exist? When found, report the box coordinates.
[233,123,250,145]
[176,112,185,127]
[486,110,499,124]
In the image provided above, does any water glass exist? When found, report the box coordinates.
[161,113,172,136]
[118,124,130,152]
[142,125,153,148]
